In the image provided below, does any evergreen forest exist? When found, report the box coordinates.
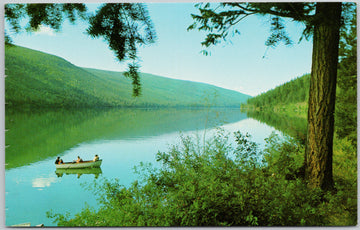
[244,74,310,110]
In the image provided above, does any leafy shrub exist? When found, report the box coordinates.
[47,130,357,226]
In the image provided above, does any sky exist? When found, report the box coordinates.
[3,2,313,96]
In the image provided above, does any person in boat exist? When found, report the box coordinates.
[55,157,64,164]
[93,154,99,162]
[76,156,83,163]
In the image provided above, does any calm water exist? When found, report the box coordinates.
[5,108,281,226]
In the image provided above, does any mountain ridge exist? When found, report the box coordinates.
[5,45,251,108]
[84,67,244,94]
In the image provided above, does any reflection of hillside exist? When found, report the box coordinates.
[5,108,247,169]
[246,111,307,143]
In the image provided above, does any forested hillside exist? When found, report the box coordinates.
[243,72,356,142]
[5,45,251,108]
[244,74,310,109]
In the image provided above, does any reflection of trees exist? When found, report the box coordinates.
[5,108,247,169]
[246,111,307,144]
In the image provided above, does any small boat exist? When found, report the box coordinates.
[11,223,44,227]
[55,160,102,169]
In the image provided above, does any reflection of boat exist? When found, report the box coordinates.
[55,160,102,169]
[11,222,31,227]
[55,167,102,179]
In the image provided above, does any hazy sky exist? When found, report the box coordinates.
[5,2,313,96]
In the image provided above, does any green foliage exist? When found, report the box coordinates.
[5,3,87,33]
[332,136,357,189]
[5,45,251,108]
[323,135,357,225]
[86,3,156,96]
[265,16,292,47]
[87,3,155,62]
[264,133,304,177]
[123,62,141,96]
[47,131,357,226]
[335,6,357,143]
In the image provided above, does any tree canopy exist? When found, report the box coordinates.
[187,3,316,50]
[5,3,156,96]
[188,2,355,51]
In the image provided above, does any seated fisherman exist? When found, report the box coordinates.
[93,154,100,162]
[76,156,83,163]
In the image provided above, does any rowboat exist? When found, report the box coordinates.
[11,223,44,227]
[55,160,102,169]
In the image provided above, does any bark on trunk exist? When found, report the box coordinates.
[305,3,342,191]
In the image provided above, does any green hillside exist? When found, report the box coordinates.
[243,73,356,143]
[5,45,251,108]
[243,74,310,110]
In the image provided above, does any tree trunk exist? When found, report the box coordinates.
[305,3,342,191]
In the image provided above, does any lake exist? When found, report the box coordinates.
[5,108,285,226]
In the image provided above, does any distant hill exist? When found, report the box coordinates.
[5,45,251,108]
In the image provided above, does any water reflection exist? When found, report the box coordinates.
[5,108,247,169]
[55,168,102,179]
[245,110,307,144]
